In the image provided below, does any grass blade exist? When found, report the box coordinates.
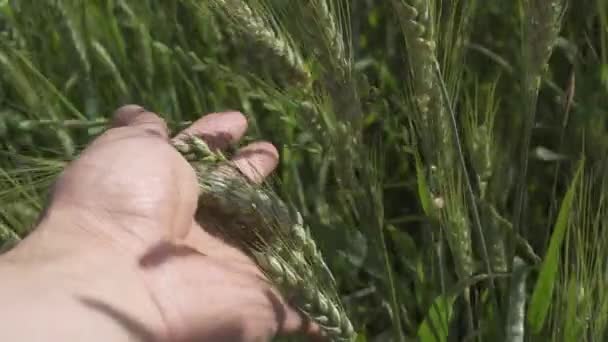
[527,158,585,333]
[417,294,455,342]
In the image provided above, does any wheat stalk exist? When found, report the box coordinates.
[463,84,510,273]
[303,0,362,121]
[392,0,450,173]
[524,0,565,90]
[505,257,529,342]
[392,0,437,125]
[305,0,347,73]
[513,0,566,242]
[91,41,128,96]
[393,0,476,278]
[55,0,90,74]
[14,118,107,130]
[393,2,494,334]
[205,0,311,84]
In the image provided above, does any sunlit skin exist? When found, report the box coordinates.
[0,105,320,341]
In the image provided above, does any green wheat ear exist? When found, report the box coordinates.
[205,0,311,85]
[174,135,355,341]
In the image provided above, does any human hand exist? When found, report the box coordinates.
[0,105,317,341]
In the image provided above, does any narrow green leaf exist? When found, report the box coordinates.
[563,278,583,342]
[415,152,434,217]
[417,295,455,342]
[56,1,90,73]
[527,159,584,333]
[91,40,128,96]
[354,333,367,342]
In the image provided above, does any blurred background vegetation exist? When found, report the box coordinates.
[1,0,607,341]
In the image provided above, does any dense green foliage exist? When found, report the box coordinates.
[1,0,608,341]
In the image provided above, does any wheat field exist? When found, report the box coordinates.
[1,1,608,341]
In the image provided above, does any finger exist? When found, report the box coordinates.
[232,141,279,184]
[111,104,169,139]
[172,111,247,150]
[274,293,324,338]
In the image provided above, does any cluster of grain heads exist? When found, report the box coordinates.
[205,0,311,85]
[393,0,477,281]
[303,0,363,121]
[175,135,355,341]
[306,0,346,68]
[394,1,504,287]
[462,84,512,274]
[512,0,566,245]
[524,0,565,88]
[392,0,455,188]
[289,212,336,285]
[463,114,495,199]
[441,177,474,280]
[392,0,435,113]
[394,2,500,334]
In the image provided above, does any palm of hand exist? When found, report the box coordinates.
[5,106,314,342]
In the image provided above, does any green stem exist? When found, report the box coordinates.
[379,222,406,341]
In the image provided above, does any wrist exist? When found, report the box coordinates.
[0,226,169,342]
